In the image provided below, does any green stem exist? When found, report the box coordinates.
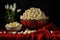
[7,9,10,17]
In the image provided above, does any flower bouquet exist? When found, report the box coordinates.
[5,3,21,23]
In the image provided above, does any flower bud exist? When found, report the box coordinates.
[5,4,9,9]
[10,5,13,10]
[17,9,21,13]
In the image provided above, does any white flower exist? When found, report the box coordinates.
[11,3,16,12]
[5,4,9,9]
[13,3,16,8]
[13,3,16,10]
[17,9,21,13]
[11,8,16,12]
[10,5,13,10]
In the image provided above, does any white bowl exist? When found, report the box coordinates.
[5,25,22,32]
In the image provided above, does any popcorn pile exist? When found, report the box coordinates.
[20,7,48,20]
[18,29,36,34]
[5,22,22,30]
[5,22,22,27]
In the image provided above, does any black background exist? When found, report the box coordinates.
[0,0,59,30]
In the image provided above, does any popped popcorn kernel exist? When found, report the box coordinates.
[20,7,48,20]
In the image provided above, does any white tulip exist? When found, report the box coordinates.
[11,8,16,12]
[6,4,9,9]
[10,5,13,10]
[5,4,9,9]
[11,3,16,12]
[17,9,21,13]
[13,3,16,9]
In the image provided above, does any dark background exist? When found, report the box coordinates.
[0,0,59,30]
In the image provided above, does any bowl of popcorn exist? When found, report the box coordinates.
[5,22,22,32]
[20,7,49,29]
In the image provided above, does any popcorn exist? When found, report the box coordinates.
[23,29,36,34]
[31,30,36,33]
[18,29,36,34]
[28,30,31,34]
[18,32,21,34]
[50,31,54,33]
[23,29,28,34]
[23,30,28,34]
[20,31,24,34]
[20,16,24,19]
[5,22,22,31]
[12,32,16,34]
[5,22,22,27]
[20,7,48,20]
